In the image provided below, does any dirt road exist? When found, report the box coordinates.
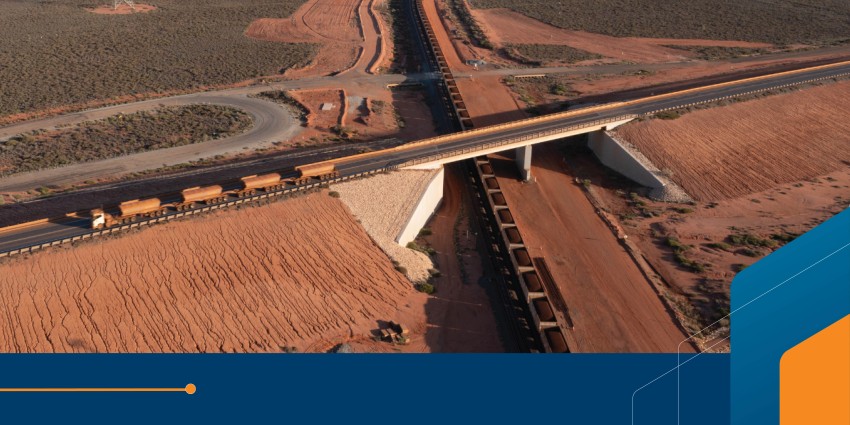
[490,146,692,352]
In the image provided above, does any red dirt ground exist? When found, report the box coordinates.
[420,1,526,127]
[489,146,692,352]
[0,192,430,353]
[472,8,773,64]
[245,0,363,77]
[350,164,506,352]
[593,163,850,350]
[289,89,345,131]
[421,0,691,352]
[87,4,156,15]
[614,81,850,201]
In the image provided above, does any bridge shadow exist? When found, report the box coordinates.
[415,162,515,352]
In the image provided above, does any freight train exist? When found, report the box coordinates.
[91,163,338,229]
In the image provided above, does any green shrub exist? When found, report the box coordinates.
[328,191,341,198]
[728,233,777,248]
[732,263,748,272]
[415,283,436,294]
[707,242,732,251]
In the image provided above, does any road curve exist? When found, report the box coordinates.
[0,94,302,192]
[0,74,412,193]
[1,60,849,254]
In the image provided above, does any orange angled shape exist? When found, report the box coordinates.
[780,314,850,425]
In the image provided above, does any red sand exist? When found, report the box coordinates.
[0,193,428,353]
[245,0,363,77]
[614,81,850,201]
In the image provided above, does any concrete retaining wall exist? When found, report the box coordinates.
[587,130,666,189]
[396,166,444,245]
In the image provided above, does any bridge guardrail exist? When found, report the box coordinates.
[398,114,637,168]
[0,169,393,259]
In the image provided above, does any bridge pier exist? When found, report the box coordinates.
[515,145,532,181]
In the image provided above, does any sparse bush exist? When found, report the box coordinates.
[252,91,310,126]
[666,237,689,252]
[662,45,770,61]
[328,191,341,198]
[738,248,761,258]
[0,105,252,176]
[707,242,732,251]
[732,263,748,272]
[470,0,850,45]
[395,266,408,275]
[0,1,316,119]
[418,227,433,236]
[728,233,777,248]
[415,282,436,294]
[656,111,681,120]
[666,236,706,273]
[448,0,492,49]
[505,43,601,65]
[771,233,798,243]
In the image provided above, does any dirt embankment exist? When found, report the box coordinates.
[614,81,850,201]
[245,0,364,77]
[0,192,427,353]
[331,170,438,283]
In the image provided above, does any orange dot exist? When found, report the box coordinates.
[185,383,196,395]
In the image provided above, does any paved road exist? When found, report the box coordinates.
[335,61,850,175]
[1,60,848,253]
[0,74,414,192]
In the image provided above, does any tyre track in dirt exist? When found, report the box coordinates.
[0,193,427,352]
[614,81,850,201]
